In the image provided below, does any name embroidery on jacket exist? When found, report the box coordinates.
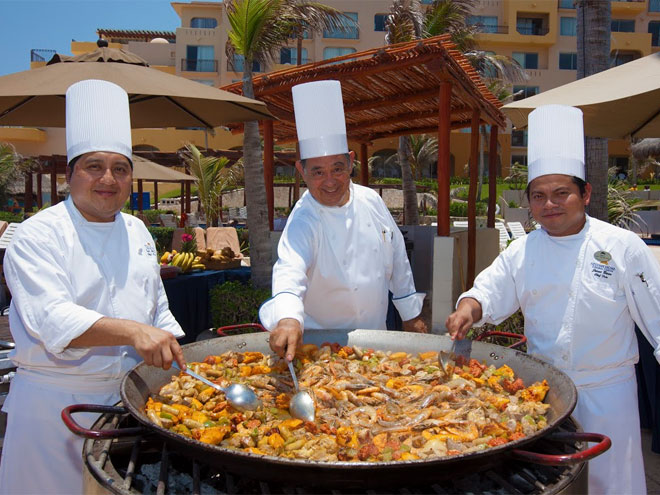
[591,250,615,280]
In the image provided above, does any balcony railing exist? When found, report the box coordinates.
[473,24,509,34]
[180,59,218,72]
[31,49,56,62]
[516,26,550,36]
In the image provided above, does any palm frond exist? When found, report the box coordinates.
[385,0,424,44]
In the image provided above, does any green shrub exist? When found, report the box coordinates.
[148,227,174,255]
[209,280,271,330]
[0,211,23,223]
[448,201,487,217]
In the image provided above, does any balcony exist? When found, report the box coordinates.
[611,0,647,15]
[180,59,218,73]
[611,31,653,56]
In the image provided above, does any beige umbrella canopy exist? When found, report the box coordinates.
[131,155,195,182]
[502,52,660,139]
[0,45,273,128]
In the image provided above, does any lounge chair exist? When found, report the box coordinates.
[508,221,527,239]
[206,227,241,257]
[494,222,511,250]
[171,227,206,253]
[0,223,20,250]
[159,214,178,228]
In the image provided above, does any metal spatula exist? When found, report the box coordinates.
[439,338,473,374]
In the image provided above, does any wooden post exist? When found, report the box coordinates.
[185,181,191,213]
[50,161,58,205]
[153,181,158,211]
[24,172,33,213]
[467,109,480,288]
[264,119,275,231]
[36,172,43,209]
[180,181,185,220]
[487,126,499,228]
[137,179,144,212]
[293,143,301,203]
[360,142,369,186]
[437,81,452,237]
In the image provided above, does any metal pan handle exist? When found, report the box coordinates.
[61,404,145,438]
[511,432,611,465]
[216,323,267,337]
[475,331,527,349]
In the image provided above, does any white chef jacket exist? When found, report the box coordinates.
[259,182,424,331]
[0,197,183,495]
[459,215,660,495]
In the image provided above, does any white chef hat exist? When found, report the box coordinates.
[292,80,348,160]
[527,104,584,184]
[66,79,132,166]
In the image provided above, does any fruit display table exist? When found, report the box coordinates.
[163,267,251,344]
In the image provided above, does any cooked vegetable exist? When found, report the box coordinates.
[145,345,550,462]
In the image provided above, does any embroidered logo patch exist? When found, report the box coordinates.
[593,250,612,264]
[143,242,157,257]
[591,251,616,280]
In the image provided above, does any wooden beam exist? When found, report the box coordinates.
[437,81,452,237]
[264,119,275,231]
[36,173,42,209]
[24,172,33,213]
[467,109,480,288]
[137,179,144,212]
[487,126,498,228]
[180,182,184,223]
[360,143,369,186]
[153,181,159,212]
[185,180,191,214]
[345,87,439,112]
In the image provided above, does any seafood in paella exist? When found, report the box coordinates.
[145,343,550,462]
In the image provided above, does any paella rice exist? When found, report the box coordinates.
[145,343,550,462]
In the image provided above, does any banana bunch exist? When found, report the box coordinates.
[160,250,204,272]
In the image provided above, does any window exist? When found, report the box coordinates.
[516,17,547,36]
[184,45,216,72]
[324,12,358,39]
[511,130,528,147]
[421,0,433,4]
[323,47,356,61]
[559,52,578,70]
[280,47,309,64]
[511,155,527,167]
[193,79,215,87]
[649,21,660,46]
[468,15,499,33]
[512,52,539,69]
[611,19,635,32]
[374,14,388,32]
[231,54,261,73]
[512,86,539,101]
[610,51,637,67]
[559,0,575,8]
[651,0,660,12]
[190,17,217,29]
[560,17,577,36]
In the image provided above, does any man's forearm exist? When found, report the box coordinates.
[68,317,137,348]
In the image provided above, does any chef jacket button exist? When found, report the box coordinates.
[532,289,538,295]
[562,355,568,361]
[353,287,358,291]
[367,223,371,227]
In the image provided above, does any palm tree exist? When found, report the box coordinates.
[385,0,525,221]
[0,142,35,211]
[576,0,611,221]
[225,0,349,288]
[180,144,241,227]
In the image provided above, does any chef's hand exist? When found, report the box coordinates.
[403,316,428,333]
[445,298,482,340]
[269,318,302,362]
[69,317,186,371]
[132,323,186,371]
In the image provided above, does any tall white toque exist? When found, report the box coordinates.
[527,104,585,184]
[292,80,348,160]
[66,79,132,165]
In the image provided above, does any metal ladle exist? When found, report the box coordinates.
[172,363,261,412]
[287,361,315,422]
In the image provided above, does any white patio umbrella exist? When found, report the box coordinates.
[502,52,660,139]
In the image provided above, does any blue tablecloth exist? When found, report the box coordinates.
[163,268,251,344]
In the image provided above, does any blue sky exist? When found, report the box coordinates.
[0,0,182,76]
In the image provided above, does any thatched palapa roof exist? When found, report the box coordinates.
[222,34,506,145]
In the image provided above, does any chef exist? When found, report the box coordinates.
[0,79,186,495]
[445,104,660,495]
[260,80,427,361]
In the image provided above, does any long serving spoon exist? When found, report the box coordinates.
[287,361,316,422]
[171,362,261,412]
